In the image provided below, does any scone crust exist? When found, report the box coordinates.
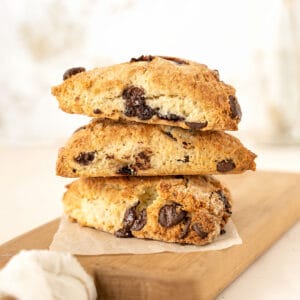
[56,119,256,178]
[63,175,232,245]
[52,56,241,131]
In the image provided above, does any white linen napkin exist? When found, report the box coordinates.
[0,250,97,300]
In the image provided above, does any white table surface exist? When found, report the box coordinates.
[0,144,299,299]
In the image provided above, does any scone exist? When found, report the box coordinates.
[63,175,232,245]
[52,55,241,131]
[56,119,256,178]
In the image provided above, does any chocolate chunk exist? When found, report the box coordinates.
[177,155,189,163]
[158,203,187,228]
[114,228,133,238]
[120,202,146,233]
[228,95,242,120]
[157,113,185,122]
[134,151,151,170]
[216,190,231,211]
[130,55,155,62]
[117,166,136,175]
[131,209,147,231]
[178,217,191,239]
[220,229,226,235]
[192,223,208,239]
[124,105,138,117]
[217,159,236,172]
[123,206,137,229]
[160,56,188,65]
[122,86,155,120]
[74,151,96,166]
[93,108,102,114]
[63,67,85,80]
[162,131,177,141]
[122,86,145,106]
[185,121,208,129]
[136,105,155,120]
[72,168,77,173]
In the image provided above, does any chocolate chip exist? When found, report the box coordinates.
[72,168,77,173]
[158,203,187,228]
[131,209,147,231]
[192,223,208,239]
[114,228,133,238]
[123,206,137,229]
[136,105,155,120]
[177,155,189,163]
[93,108,102,114]
[124,105,138,117]
[157,113,185,122]
[117,166,136,175]
[162,131,177,141]
[63,67,85,81]
[130,55,155,62]
[178,217,191,239]
[122,86,145,106]
[122,86,155,120]
[216,190,232,211]
[220,229,226,235]
[160,56,188,65]
[74,151,96,166]
[217,159,236,172]
[228,95,242,120]
[185,121,208,129]
[116,202,147,237]
[122,86,185,122]
[134,151,152,170]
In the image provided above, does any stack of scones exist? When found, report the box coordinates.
[52,55,256,245]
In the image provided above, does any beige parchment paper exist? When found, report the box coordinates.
[49,215,242,255]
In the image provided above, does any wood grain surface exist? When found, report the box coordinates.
[1,171,300,299]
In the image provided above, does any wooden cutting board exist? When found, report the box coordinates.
[1,171,300,299]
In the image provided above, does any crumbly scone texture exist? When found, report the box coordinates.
[63,175,232,245]
[51,55,241,131]
[56,119,256,178]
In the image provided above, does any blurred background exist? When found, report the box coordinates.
[0,0,300,241]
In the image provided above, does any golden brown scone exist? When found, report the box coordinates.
[52,55,241,131]
[56,119,256,178]
[63,175,232,245]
